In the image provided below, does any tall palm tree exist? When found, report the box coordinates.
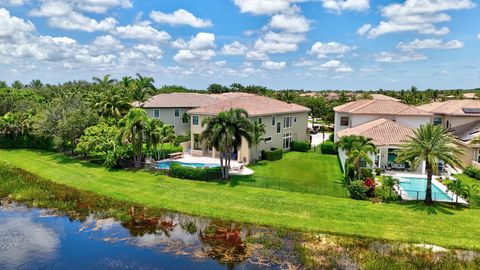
[92,74,116,87]
[11,80,23,89]
[158,124,176,159]
[95,94,132,120]
[251,120,266,164]
[133,73,155,101]
[201,109,253,179]
[118,108,149,168]
[28,79,43,90]
[396,124,463,205]
[120,76,134,88]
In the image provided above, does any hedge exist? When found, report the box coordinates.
[320,141,337,155]
[463,166,480,180]
[169,163,221,181]
[291,141,311,152]
[262,148,283,161]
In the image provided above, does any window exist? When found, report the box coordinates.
[182,113,189,123]
[445,120,450,129]
[340,117,349,126]
[154,109,159,118]
[174,109,180,118]
[263,137,272,143]
[192,115,199,126]
[284,116,292,128]
[272,115,276,126]
[477,150,480,163]
[283,132,292,150]
[433,116,442,126]
[257,117,263,124]
[293,116,297,123]
[276,122,281,133]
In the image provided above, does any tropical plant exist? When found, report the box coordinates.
[446,179,471,204]
[132,73,155,101]
[11,80,23,89]
[396,124,463,205]
[347,137,377,179]
[201,108,253,179]
[95,94,132,120]
[28,79,43,90]
[251,120,266,164]
[0,80,7,88]
[382,175,400,199]
[119,108,150,168]
[92,74,116,87]
[120,76,134,88]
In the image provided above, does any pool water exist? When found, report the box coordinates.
[156,161,220,170]
[398,177,453,201]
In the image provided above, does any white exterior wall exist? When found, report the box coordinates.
[190,111,309,163]
[443,115,480,129]
[394,115,431,129]
[351,114,394,127]
[144,107,191,135]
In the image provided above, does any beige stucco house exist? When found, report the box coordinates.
[138,92,310,164]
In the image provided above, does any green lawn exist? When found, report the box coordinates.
[231,151,346,197]
[1,149,480,250]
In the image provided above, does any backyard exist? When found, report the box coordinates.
[230,151,346,197]
[1,149,480,250]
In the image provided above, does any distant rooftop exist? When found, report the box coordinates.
[139,92,256,108]
[188,95,310,117]
[417,100,480,116]
[334,100,432,116]
[336,118,415,146]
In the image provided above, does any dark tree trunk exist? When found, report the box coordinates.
[425,161,433,205]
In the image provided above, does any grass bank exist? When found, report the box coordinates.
[1,149,480,250]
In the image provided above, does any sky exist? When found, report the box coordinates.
[0,0,479,90]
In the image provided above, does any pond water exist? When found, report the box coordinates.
[0,201,296,270]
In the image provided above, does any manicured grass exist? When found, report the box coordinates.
[231,151,346,197]
[1,149,480,250]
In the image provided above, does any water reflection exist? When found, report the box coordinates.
[0,215,59,269]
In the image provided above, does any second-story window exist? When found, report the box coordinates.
[283,116,292,128]
[154,109,160,118]
[433,116,442,126]
[340,117,349,126]
[192,115,199,125]
[272,115,276,126]
[258,117,262,124]
[174,109,180,118]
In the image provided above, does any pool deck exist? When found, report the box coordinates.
[386,173,468,204]
[169,154,254,176]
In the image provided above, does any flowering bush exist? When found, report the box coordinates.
[363,177,376,197]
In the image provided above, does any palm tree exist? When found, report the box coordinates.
[11,80,23,89]
[251,120,266,164]
[95,94,132,120]
[118,108,149,168]
[133,73,155,101]
[157,124,176,159]
[28,79,43,90]
[347,137,377,179]
[278,91,298,103]
[201,109,253,179]
[92,75,116,87]
[382,175,400,199]
[446,179,471,204]
[396,124,463,205]
[120,76,134,88]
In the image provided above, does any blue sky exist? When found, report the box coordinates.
[0,0,479,90]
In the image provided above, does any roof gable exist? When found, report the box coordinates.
[334,100,431,116]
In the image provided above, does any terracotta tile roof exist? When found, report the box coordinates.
[139,93,218,108]
[369,94,400,101]
[417,100,480,116]
[187,95,310,116]
[334,100,432,116]
[336,118,415,146]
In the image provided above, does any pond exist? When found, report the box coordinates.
[0,200,297,270]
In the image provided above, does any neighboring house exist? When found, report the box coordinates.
[138,92,310,163]
[418,100,480,168]
[355,93,401,102]
[188,94,310,163]
[334,100,433,173]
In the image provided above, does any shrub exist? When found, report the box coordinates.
[158,146,183,159]
[174,135,190,146]
[169,163,221,181]
[328,133,334,142]
[291,141,311,152]
[360,168,374,179]
[348,180,368,200]
[375,168,382,176]
[364,177,376,197]
[262,148,283,161]
[320,141,337,155]
[463,166,480,180]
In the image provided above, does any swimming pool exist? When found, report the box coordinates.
[397,176,466,203]
[156,161,220,170]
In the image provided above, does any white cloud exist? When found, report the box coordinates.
[397,39,464,50]
[262,60,286,70]
[477,33,480,39]
[0,8,35,42]
[246,50,269,60]
[149,9,212,28]
[92,35,124,51]
[375,51,427,63]
[221,41,248,55]
[267,13,310,33]
[0,0,29,6]
[357,24,371,35]
[113,23,171,42]
[30,1,118,32]
[293,58,315,67]
[233,0,299,15]
[172,32,216,63]
[309,41,351,58]
[360,0,475,38]
[254,31,305,53]
[75,0,132,14]
[133,44,162,60]
[321,0,370,13]
[312,60,353,72]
